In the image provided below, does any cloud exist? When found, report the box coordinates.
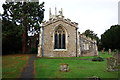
[0,0,119,38]
[41,0,118,38]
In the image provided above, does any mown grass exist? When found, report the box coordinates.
[99,51,114,59]
[41,51,114,60]
[35,52,118,78]
[2,54,29,78]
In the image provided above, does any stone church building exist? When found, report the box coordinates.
[37,8,98,57]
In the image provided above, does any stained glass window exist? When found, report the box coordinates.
[54,26,66,49]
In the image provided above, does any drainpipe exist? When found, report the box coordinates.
[76,28,78,57]
[94,41,96,56]
[42,26,44,57]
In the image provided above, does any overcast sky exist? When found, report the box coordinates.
[0,0,119,38]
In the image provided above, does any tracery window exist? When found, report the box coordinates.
[54,26,66,49]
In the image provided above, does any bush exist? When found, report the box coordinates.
[30,48,36,54]
[92,57,104,62]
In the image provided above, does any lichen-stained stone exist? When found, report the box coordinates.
[106,57,118,71]
[60,63,69,72]
[113,52,120,65]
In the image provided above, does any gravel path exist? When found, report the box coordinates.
[20,54,37,78]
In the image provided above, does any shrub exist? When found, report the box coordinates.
[30,48,36,54]
[92,57,104,62]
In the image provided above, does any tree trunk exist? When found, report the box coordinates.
[22,15,27,54]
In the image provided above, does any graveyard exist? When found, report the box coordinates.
[1,1,120,79]
[2,51,119,78]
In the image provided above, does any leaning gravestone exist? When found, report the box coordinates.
[60,63,69,72]
[106,57,118,71]
[108,49,111,55]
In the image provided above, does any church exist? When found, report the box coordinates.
[37,8,98,57]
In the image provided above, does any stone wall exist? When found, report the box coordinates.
[37,8,98,57]
[43,20,77,57]
[79,34,98,56]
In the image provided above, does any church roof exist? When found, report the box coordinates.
[42,17,78,28]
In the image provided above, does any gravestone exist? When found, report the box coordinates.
[106,57,118,71]
[113,52,120,65]
[108,49,111,55]
[60,63,69,72]
[102,50,104,54]
[88,76,101,80]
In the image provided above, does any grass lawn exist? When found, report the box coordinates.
[35,52,118,78]
[41,51,113,60]
[99,51,114,59]
[2,54,29,78]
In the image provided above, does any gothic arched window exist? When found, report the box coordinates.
[54,26,66,49]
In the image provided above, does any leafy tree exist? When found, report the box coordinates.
[101,25,120,50]
[2,1,45,53]
[82,29,100,45]
[2,18,23,54]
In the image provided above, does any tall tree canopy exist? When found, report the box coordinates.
[2,18,23,54]
[101,25,120,50]
[2,1,45,54]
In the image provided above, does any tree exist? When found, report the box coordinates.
[2,18,23,54]
[2,1,45,53]
[101,25,120,50]
[82,29,99,45]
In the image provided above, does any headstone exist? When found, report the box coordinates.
[102,50,104,54]
[108,49,111,55]
[60,63,69,72]
[106,57,118,71]
[88,76,101,80]
[113,52,120,65]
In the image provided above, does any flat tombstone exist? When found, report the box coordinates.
[60,63,69,72]
[106,57,118,71]
[108,49,111,55]
[88,76,101,80]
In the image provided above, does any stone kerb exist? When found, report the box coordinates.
[106,57,118,71]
